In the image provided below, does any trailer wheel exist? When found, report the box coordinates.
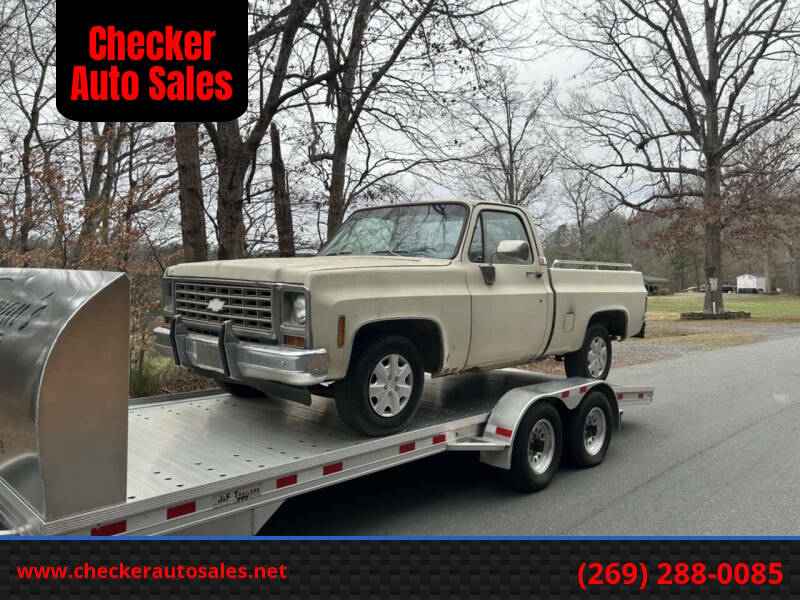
[564,323,612,379]
[334,335,423,436]
[566,391,612,468]
[217,380,265,398]
[509,402,563,492]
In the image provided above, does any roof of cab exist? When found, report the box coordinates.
[363,198,511,211]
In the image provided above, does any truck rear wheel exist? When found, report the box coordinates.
[565,391,612,468]
[509,402,563,492]
[334,335,424,436]
[564,323,612,379]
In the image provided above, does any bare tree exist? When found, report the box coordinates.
[458,68,555,208]
[1,0,56,254]
[555,170,612,259]
[545,0,800,313]
[724,123,800,289]
[311,0,521,239]
[174,122,208,262]
[203,0,328,259]
[72,122,124,264]
[269,122,295,256]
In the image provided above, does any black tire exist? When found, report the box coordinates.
[509,402,563,492]
[217,380,265,398]
[565,391,612,468]
[334,335,424,436]
[564,323,612,379]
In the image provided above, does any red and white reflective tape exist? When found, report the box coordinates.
[495,426,513,438]
[87,427,460,535]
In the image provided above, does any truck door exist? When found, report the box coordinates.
[464,208,551,368]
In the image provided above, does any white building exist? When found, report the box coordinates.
[736,273,766,292]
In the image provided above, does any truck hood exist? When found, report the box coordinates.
[165,255,452,284]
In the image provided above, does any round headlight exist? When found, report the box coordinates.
[292,295,307,325]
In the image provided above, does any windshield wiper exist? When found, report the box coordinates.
[398,246,437,256]
[326,251,353,255]
[369,249,403,256]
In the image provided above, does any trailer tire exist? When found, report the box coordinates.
[334,335,424,436]
[566,391,612,468]
[217,380,265,398]
[564,323,612,379]
[509,402,563,492]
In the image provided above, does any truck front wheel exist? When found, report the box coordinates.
[334,335,424,436]
[564,323,612,380]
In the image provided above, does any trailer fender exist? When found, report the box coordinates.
[479,378,618,470]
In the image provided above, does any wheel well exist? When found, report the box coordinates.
[589,310,628,339]
[352,319,444,373]
[564,384,620,430]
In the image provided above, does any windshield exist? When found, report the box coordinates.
[320,203,468,259]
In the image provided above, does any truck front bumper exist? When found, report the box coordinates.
[154,317,328,387]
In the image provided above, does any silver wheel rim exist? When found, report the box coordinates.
[583,406,607,456]
[587,336,608,377]
[368,353,413,418]
[527,418,556,475]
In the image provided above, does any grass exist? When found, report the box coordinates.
[129,353,184,398]
[646,293,800,322]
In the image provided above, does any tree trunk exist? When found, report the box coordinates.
[702,159,724,314]
[270,123,295,257]
[693,257,701,288]
[174,122,208,262]
[325,0,372,241]
[214,121,248,260]
[702,222,724,313]
[327,138,349,240]
[19,130,34,254]
[763,249,771,292]
[73,123,120,266]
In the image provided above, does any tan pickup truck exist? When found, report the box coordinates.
[155,200,646,435]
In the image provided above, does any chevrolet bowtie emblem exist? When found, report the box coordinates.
[207,298,226,313]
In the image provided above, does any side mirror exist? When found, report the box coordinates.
[479,264,496,285]
[496,240,530,264]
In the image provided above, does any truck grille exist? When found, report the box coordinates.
[174,280,273,334]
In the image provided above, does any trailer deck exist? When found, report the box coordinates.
[127,370,527,502]
[1,369,652,536]
[0,268,653,537]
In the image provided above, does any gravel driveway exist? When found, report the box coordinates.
[527,319,800,375]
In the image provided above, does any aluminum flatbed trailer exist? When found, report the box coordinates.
[0,269,652,537]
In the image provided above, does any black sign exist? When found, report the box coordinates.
[1,539,798,598]
[56,0,247,122]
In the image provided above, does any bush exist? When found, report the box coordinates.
[129,353,183,398]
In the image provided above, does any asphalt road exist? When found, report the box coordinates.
[261,335,800,536]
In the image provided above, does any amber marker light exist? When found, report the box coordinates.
[337,316,346,347]
[283,335,306,348]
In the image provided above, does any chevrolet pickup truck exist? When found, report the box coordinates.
[155,200,646,435]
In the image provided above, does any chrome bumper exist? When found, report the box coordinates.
[154,317,328,387]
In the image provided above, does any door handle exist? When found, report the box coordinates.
[527,271,543,279]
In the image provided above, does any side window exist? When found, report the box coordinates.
[469,210,533,264]
[468,214,484,262]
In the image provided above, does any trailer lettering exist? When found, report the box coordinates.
[215,486,261,508]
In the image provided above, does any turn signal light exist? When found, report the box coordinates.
[283,335,306,348]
